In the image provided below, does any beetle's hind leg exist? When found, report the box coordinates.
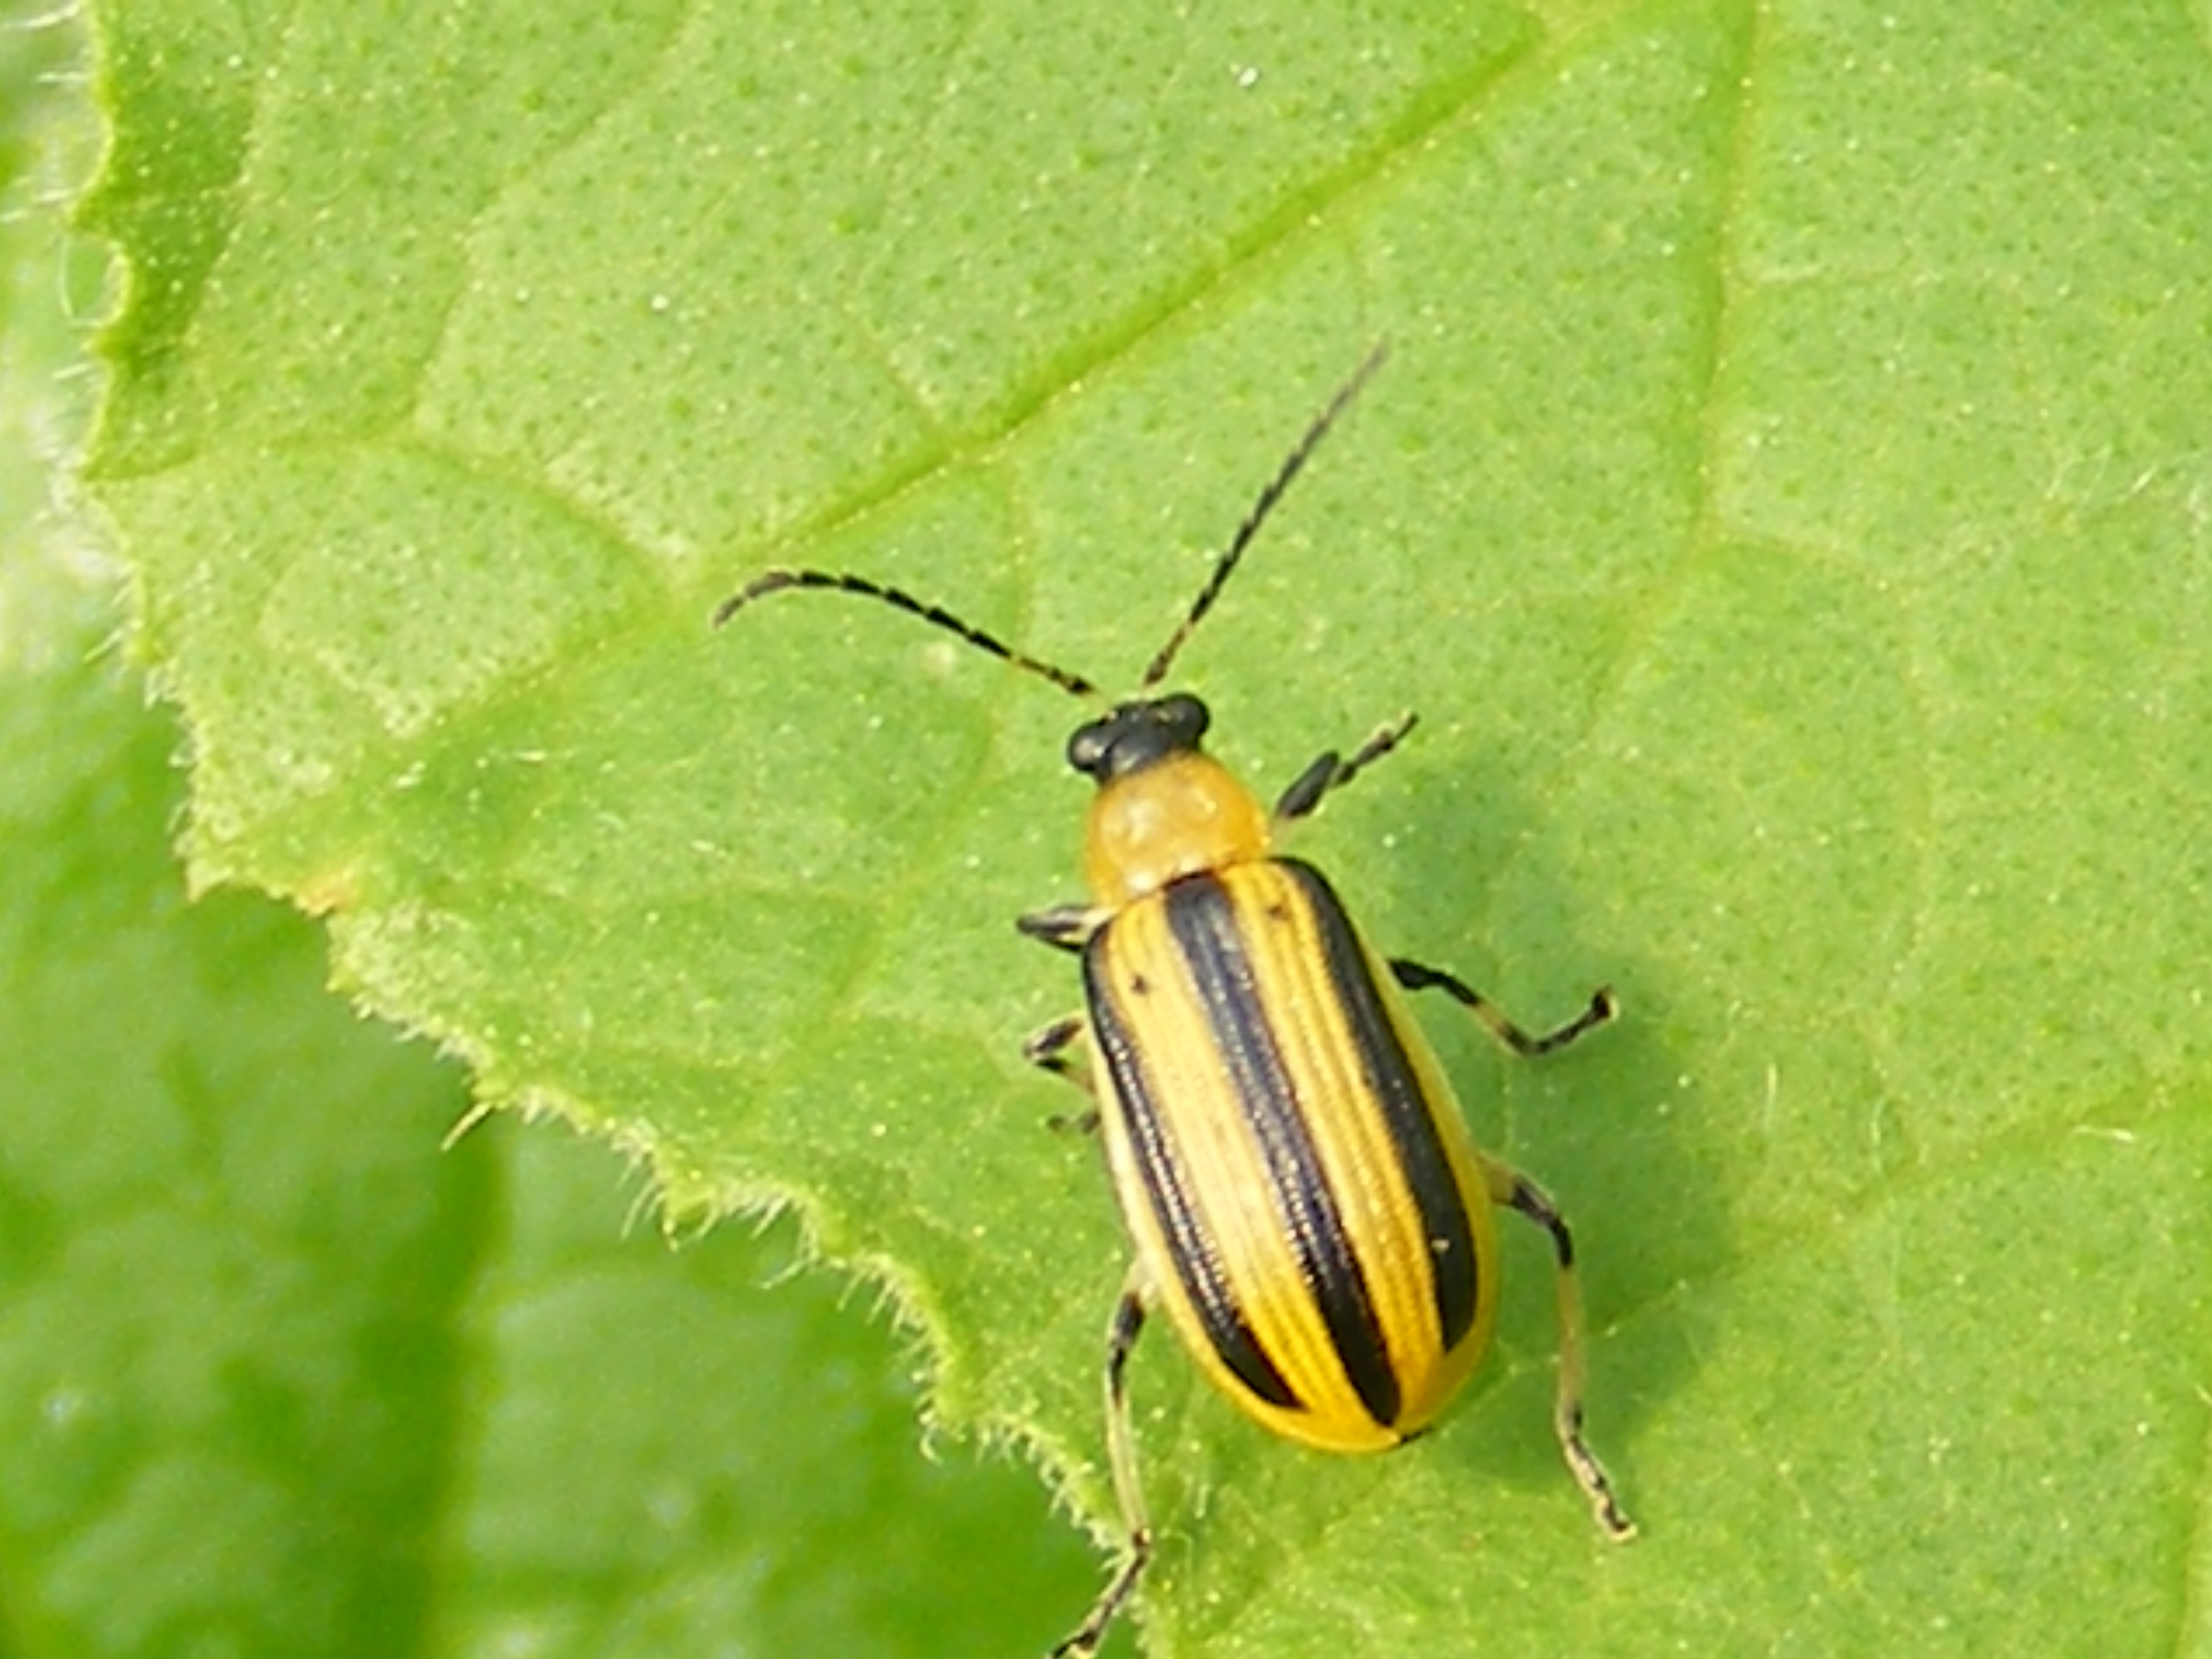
[1052,1272,1155,1658]
[1484,1157,1637,1541]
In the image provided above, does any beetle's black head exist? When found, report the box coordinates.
[1066,693,1210,785]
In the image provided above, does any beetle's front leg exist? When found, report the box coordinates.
[1272,711,1419,822]
[1018,905,1105,1130]
[1018,902,1106,954]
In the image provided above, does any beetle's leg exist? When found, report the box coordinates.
[1024,1013,1100,1133]
[1483,1157,1636,1541]
[1020,903,1105,954]
[1017,912,1103,1128]
[1392,958,1617,1057]
[1272,710,1420,822]
[1018,910,1102,1128]
[1410,958,1630,1532]
[1024,1013,1087,1080]
[1053,1271,1155,1658]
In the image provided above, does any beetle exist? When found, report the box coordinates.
[715,346,1635,1657]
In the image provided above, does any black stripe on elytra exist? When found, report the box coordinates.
[1165,872,1403,1430]
[1283,858,1482,1354]
[1084,932,1300,1411]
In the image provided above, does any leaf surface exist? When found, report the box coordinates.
[63,0,2212,1654]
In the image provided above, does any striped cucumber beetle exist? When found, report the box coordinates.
[716,346,1635,1656]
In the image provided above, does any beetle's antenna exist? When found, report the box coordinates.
[714,568,1100,699]
[1138,343,1389,691]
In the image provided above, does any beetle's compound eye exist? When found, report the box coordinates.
[1067,695,1213,784]
[1154,692,1209,750]
[1067,718,1115,779]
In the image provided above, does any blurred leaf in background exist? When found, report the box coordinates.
[0,6,1091,1658]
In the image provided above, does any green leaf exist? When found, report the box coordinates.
[1,13,1089,1659]
[0,632,1091,1659]
[71,0,2212,1655]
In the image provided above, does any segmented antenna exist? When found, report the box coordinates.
[715,345,1387,703]
[1138,342,1389,690]
[712,567,1099,699]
